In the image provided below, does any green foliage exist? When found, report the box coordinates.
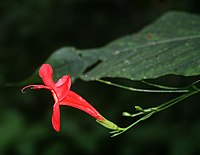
[81,11,200,80]
[23,12,200,83]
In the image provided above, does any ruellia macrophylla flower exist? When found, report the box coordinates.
[22,64,122,133]
[22,64,104,132]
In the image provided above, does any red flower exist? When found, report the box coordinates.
[22,64,104,132]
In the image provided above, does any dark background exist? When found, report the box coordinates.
[1,0,200,155]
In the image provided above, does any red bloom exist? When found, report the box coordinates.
[22,64,104,132]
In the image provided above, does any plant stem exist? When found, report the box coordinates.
[157,90,199,111]
[111,89,200,137]
[97,79,189,93]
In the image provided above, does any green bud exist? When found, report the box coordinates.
[135,106,144,112]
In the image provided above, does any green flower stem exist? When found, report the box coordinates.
[97,79,190,93]
[96,79,199,137]
[110,111,156,137]
[157,90,199,111]
[114,89,200,137]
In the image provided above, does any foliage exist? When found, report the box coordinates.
[24,12,200,82]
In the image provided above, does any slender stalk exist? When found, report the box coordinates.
[158,90,199,111]
[111,89,200,137]
[97,78,200,137]
[97,79,189,93]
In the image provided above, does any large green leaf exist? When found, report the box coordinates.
[80,11,200,81]
[21,11,200,84]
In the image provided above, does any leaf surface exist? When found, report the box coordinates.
[22,11,200,84]
[80,11,200,81]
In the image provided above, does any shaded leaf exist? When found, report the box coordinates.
[21,11,200,84]
[81,11,200,81]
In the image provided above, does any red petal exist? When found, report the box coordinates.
[52,103,60,132]
[60,90,103,120]
[39,64,55,89]
[55,75,71,101]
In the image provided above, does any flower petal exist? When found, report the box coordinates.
[39,64,55,88]
[52,103,60,132]
[60,90,104,120]
[55,75,71,101]
[21,85,50,93]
